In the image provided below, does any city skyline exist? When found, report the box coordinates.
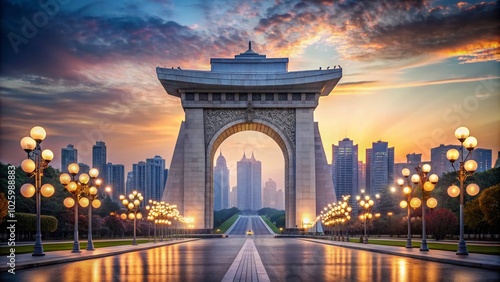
[1,1,499,191]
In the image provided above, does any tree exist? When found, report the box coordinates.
[426,209,458,240]
[478,184,500,229]
[464,198,488,239]
[104,216,125,237]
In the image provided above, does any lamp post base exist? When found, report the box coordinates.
[420,239,429,251]
[456,240,469,255]
[363,236,368,244]
[72,242,81,253]
[405,238,412,248]
[33,234,45,256]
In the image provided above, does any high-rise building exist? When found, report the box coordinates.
[61,144,77,172]
[237,152,262,211]
[213,152,230,211]
[471,148,492,172]
[78,163,90,174]
[92,141,107,185]
[146,155,166,202]
[406,153,422,164]
[263,178,277,208]
[358,161,365,191]
[366,141,394,195]
[230,186,238,208]
[132,161,146,197]
[126,171,134,195]
[332,138,358,207]
[276,189,284,210]
[106,162,125,201]
[431,144,462,177]
[495,151,500,168]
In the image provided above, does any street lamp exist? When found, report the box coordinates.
[119,191,143,245]
[400,164,439,251]
[356,190,379,244]
[60,164,101,253]
[446,126,480,255]
[321,196,352,241]
[19,126,55,256]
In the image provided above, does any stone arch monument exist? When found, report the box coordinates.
[157,43,341,230]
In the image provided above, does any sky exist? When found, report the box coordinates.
[1,0,499,190]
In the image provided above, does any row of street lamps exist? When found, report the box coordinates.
[320,196,352,241]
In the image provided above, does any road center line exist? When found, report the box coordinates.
[221,238,270,282]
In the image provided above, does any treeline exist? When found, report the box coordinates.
[213,207,240,227]
[258,207,285,229]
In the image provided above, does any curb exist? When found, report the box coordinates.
[300,238,500,271]
[2,239,199,272]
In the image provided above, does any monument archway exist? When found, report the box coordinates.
[157,43,341,230]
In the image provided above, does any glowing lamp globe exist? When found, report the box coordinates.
[20,183,36,198]
[136,213,143,220]
[67,182,77,192]
[446,149,460,162]
[403,187,411,194]
[40,183,55,197]
[464,160,478,172]
[68,163,80,175]
[30,126,46,142]
[464,136,477,151]
[359,200,365,206]
[63,197,75,208]
[79,197,89,207]
[128,203,135,210]
[368,214,373,219]
[466,183,480,196]
[454,126,470,141]
[60,173,71,185]
[447,185,460,197]
[368,199,374,206]
[133,191,138,195]
[122,199,129,206]
[134,200,140,206]
[423,181,435,192]
[422,164,431,173]
[399,201,408,209]
[139,196,144,201]
[426,197,438,209]
[21,159,36,174]
[402,168,410,177]
[89,168,99,178]
[120,213,127,220]
[20,136,36,152]
[397,179,404,186]
[411,174,420,184]
[128,213,135,220]
[429,174,439,184]
[95,179,102,186]
[78,173,90,185]
[119,195,125,200]
[41,149,54,162]
[129,194,134,200]
[89,186,98,195]
[92,199,101,209]
[410,197,421,208]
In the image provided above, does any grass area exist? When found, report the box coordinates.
[364,239,500,255]
[260,216,280,234]
[215,213,240,233]
[0,239,149,256]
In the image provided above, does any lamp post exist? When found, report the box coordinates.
[119,191,143,245]
[400,164,438,251]
[84,171,108,251]
[356,190,379,244]
[19,126,55,256]
[60,164,101,253]
[446,126,480,255]
[397,174,415,248]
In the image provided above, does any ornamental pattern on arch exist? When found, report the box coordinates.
[203,108,296,148]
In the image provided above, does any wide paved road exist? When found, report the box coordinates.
[228,215,272,236]
[2,216,498,281]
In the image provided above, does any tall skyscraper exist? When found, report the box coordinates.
[146,155,166,202]
[78,163,90,174]
[332,138,359,206]
[263,178,277,208]
[471,148,492,172]
[213,152,230,211]
[366,141,394,195]
[126,171,134,195]
[132,161,146,197]
[431,144,462,177]
[106,162,125,200]
[275,189,284,210]
[237,152,262,211]
[61,144,77,172]
[230,186,238,208]
[92,141,107,185]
